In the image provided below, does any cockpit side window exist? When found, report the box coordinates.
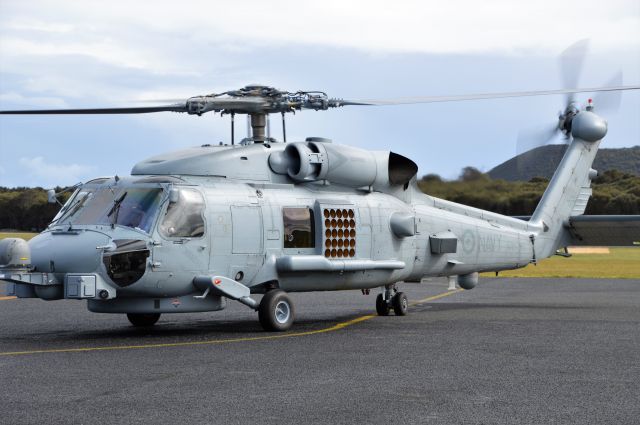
[114,189,163,233]
[159,188,205,238]
[283,207,315,248]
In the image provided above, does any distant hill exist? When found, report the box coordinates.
[488,145,640,181]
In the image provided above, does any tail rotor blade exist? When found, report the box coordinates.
[515,124,559,178]
[593,71,623,114]
[516,124,559,155]
[559,39,590,105]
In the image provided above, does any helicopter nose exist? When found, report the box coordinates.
[29,230,111,274]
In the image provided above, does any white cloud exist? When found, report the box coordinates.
[18,157,95,187]
[4,19,75,34]
[0,37,160,71]
[0,92,67,108]
[1,0,638,59]
[1,0,637,102]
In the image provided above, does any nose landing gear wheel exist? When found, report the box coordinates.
[127,313,161,327]
[392,292,408,316]
[259,289,294,332]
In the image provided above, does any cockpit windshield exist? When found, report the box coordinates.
[55,187,163,233]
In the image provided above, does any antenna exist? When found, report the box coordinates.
[281,112,287,143]
[230,112,235,145]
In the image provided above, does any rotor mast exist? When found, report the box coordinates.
[249,112,267,143]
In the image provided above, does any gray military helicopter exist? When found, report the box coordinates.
[1,43,639,331]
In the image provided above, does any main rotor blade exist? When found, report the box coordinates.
[0,105,187,114]
[140,96,268,113]
[338,85,640,106]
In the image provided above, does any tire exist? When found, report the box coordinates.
[259,290,294,332]
[392,292,408,316]
[127,313,161,327]
[376,293,390,316]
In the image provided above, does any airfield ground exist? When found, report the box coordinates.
[0,232,38,241]
[1,277,638,425]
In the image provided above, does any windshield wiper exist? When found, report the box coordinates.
[53,192,89,227]
[107,191,128,227]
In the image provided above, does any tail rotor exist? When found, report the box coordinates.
[515,40,625,179]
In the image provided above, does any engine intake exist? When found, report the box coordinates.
[269,141,417,189]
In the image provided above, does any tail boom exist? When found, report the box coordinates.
[530,110,607,258]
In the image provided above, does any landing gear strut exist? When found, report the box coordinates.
[375,285,408,316]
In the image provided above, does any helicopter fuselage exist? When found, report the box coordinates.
[2,120,605,326]
[4,155,535,314]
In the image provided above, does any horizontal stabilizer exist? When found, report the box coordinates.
[567,215,640,247]
[515,215,640,246]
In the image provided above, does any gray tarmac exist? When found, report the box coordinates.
[1,277,639,425]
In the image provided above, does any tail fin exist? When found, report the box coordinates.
[531,110,607,258]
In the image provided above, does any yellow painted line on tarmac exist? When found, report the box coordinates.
[410,289,464,306]
[0,296,17,301]
[0,289,462,357]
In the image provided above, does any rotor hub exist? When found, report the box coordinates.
[571,110,607,142]
[184,85,340,117]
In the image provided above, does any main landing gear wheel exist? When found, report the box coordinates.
[127,313,161,327]
[259,289,294,332]
[376,294,390,316]
[392,292,408,316]
[376,285,409,316]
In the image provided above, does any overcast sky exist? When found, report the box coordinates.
[0,0,639,188]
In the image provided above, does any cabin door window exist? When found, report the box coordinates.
[283,207,315,249]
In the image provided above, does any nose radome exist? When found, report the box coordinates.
[29,231,111,274]
[0,238,31,268]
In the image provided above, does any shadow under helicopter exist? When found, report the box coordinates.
[1,313,367,345]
